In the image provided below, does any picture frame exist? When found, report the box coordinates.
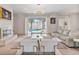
[50,18,56,24]
[2,8,11,20]
[0,7,2,18]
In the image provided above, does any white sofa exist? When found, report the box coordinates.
[54,28,79,47]
[40,38,62,52]
[41,39,54,52]
[21,39,37,52]
[0,35,24,55]
[55,43,79,55]
[62,31,79,47]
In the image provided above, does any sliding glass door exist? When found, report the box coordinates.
[27,18,46,38]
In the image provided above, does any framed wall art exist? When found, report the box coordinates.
[2,8,11,20]
[0,7,2,18]
[0,7,11,20]
[50,18,56,24]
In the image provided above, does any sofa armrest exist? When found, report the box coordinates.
[15,45,24,55]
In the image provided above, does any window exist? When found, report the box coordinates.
[26,17,46,38]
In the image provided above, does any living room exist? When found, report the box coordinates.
[0,4,79,55]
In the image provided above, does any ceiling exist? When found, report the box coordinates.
[10,4,79,14]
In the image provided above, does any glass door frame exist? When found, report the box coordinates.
[25,16,47,37]
[30,18,45,36]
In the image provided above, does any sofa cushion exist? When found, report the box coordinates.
[63,30,70,36]
[69,31,79,38]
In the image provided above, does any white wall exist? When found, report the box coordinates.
[47,15,58,33]
[13,14,25,35]
[14,13,79,35]
[13,14,58,35]
[69,13,79,32]
[0,4,13,36]
[58,15,71,30]
[58,13,79,33]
